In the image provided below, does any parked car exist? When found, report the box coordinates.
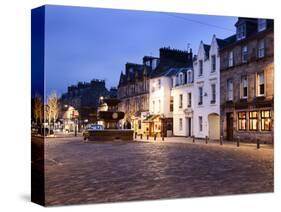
[83,124,104,140]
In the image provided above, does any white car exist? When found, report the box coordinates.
[83,124,104,140]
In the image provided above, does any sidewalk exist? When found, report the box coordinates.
[134,135,273,150]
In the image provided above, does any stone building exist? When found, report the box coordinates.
[220,18,274,143]
[117,56,159,134]
[60,79,109,124]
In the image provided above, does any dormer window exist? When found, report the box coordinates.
[187,70,192,83]
[199,60,203,76]
[236,24,246,40]
[258,19,267,32]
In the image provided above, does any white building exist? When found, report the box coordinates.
[148,71,174,136]
[193,35,221,140]
[171,67,194,136]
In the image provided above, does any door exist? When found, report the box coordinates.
[188,118,191,137]
[226,113,233,141]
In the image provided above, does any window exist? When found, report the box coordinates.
[187,92,192,107]
[199,60,203,76]
[170,96,173,112]
[261,110,272,131]
[257,72,265,96]
[238,112,247,130]
[228,51,233,67]
[179,73,184,85]
[152,100,155,113]
[242,46,248,63]
[187,71,192,83]
[227,79,233,101]
[258,19,267,32]
[138,120,142,130]
[158,100,161,113]
[211,55,216,72]
[158,79,161,89]
[199,116,203,132]
[179,118,183,131]
[198,87,203,105]
[237,24,246,40]
[179,94,183,109]
[241,76,248,98]
[258,40,265,58]
[211,84,216,104]
[249,111,258,130]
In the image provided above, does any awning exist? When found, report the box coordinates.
[143,115,160,123]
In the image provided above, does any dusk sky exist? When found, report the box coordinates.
[44,5,237,97]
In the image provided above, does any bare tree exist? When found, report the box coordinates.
[47,92,60,128]
[33,93,43,125]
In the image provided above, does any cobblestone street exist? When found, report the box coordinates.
[44,137,273,206]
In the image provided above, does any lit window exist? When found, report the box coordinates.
[261,110,272,131]
[257,72,265,96]
[258,40,265,58]
[238,112,247,130]
[241,76,248,98]
[242,46,248,63]
[198,87,203,105]
[179,118,183,131]
[211,55,216,72]
[211,84,216,104]
[179,94,183,109]
[199,60,203,76]
[228,51,233,67]
[258,19,267,32]
[249,111,258,130]
[227,79,233,101]
[170,96,173,112]
[199,116,203,132]
[237,24,246,40]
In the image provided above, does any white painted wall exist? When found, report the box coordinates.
[171,71,193,136]
[149,76,173,118]
[193,35,220,139]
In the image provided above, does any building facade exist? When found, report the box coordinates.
[147,47,193,137]
[117,57,159,134]
[193,35,222,140]
[220,18,274,143]
[171,67,194,136]
[60,79,109,124]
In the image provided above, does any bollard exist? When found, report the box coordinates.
[193,136,195,143]
[237,137,240,147]
[154,134,157,141]
[220,136,223,145]
[257,139,260,149]
[205,136,208,144]
[147,134,149,140]
[135,132,137,139]
[162,134,164,141]
[140,134,143,140]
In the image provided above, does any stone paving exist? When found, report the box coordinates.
[44,136,273,206]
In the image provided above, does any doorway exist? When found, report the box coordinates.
[226,112,233,141]
[186,117,192,137]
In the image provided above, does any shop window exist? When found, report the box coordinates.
[249,111,258,130]
[261,110,272,131]
[238,112,247,130]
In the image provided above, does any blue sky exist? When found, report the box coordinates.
[44,5,237,97]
